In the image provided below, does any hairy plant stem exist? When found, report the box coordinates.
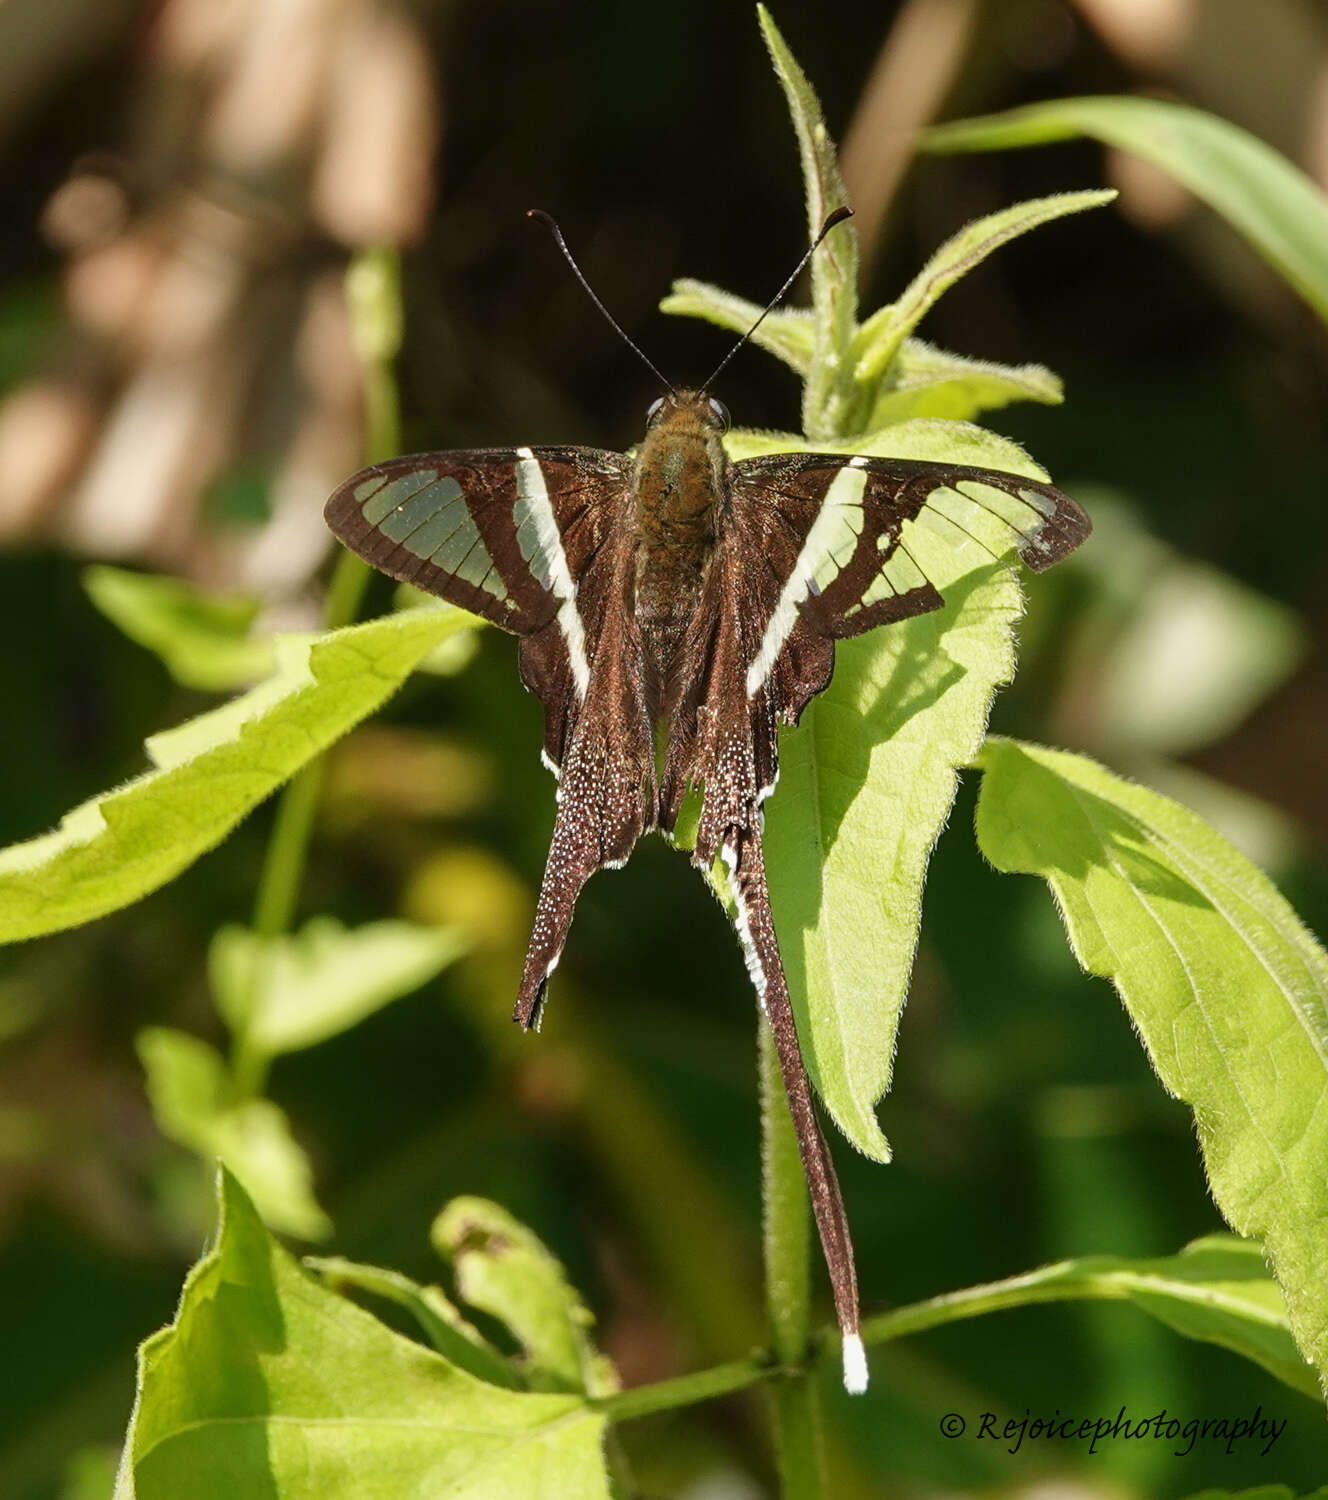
[600,1249,1310,1427]
[760,1020,826,1497]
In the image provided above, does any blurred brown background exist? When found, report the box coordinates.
[1,2,1326,1497]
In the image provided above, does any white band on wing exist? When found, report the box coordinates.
[745,464,869,697]
[514,448,591,700]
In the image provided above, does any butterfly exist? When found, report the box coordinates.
[323,210,1091,1393]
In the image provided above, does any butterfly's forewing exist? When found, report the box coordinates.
[325,443,633,776]
[324,445,629,640]
[732,452,1090,702]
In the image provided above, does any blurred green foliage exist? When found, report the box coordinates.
[1,2,1326,1498]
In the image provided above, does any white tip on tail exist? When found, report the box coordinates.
[841,1332,868,1395]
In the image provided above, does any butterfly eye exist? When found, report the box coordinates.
[707,398,730,432]
[646,397,666,424]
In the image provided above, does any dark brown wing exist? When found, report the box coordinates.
[512,520,655,1033]
[325,444,653,1033]
[324,445,628,637]
[325,443,630,778]
[732,452,1090,715]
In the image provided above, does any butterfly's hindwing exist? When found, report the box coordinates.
[514,537,656,1030]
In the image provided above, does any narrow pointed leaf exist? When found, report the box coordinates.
[757,4,858,439]
[729,421,1049,1158]
[852,191,1116,392]
[862,1236,1318,1399]
[210,916,468,1061]
[866,339,1063,426]
[923,97,1328,324]
[659,280,815,374]
[433,1198,619,1399]
[115,1171,612,1499]
[0,606,475,944]
[975,737,1328,1393]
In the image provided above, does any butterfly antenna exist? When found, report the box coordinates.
[528,209,675,395]
[698,206,854,397]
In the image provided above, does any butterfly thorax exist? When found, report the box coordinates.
[631,391,728,673]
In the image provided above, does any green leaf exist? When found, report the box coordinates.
[306,1255,520,1389]
[1121,1238,1319,1399]
[392,586,484,674]
[975,738,1328,1393]
[922,97,1328,324]
[865,339,1063,427]
[1184,1490,1328,1500]
[658,280,815,374]
[211,916,468,1062]
[0,606,474,944]
[137,1027,331,1240]
[851,190,1115,398]
[84,565,273,692]
[432,1197,619,1399]
[725,420,1048,1158]
[115,1171,612,1499]
[757,4,857,440]
[865,1235,1319,1399]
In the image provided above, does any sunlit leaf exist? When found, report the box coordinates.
[84,565,273,692]
[850,191,1115,399]
[866,1235,1319,1399]
[0,606,475,944]
[724,420,1052,1158]
[865,339,1062,427]
[659,280,814,374]
[114,1171,612,1499]
[210,916,467,1061]
[307,1255,519,1389]
[923,97,1328,323]
[137,1028,330,1240]
[757,4,857,440]
[432,1197,619,1399]
[392,586,484,673]
[975,738,1328,1394]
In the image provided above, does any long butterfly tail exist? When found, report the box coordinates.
[513,824,588,1032]
[514,736,650,1032]
[723,828,867,1395]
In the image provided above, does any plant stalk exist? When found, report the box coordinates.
[248,249,402,946]
[760,1019,826,1497]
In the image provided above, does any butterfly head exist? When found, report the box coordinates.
[645,389,730,434]
[636,389,732,504]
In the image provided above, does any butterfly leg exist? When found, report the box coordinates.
[722,826,866,1393]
